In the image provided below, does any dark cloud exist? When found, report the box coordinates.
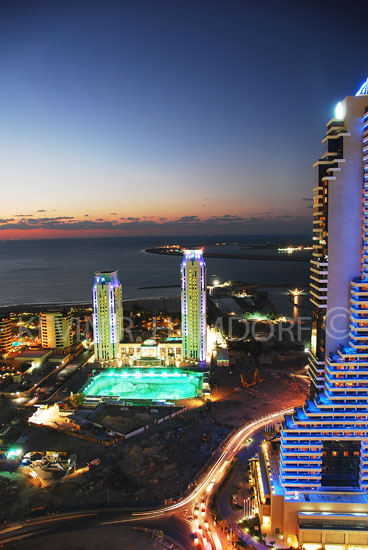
[205,214,244,223]
[14,214,33,217]
[0,213,310,233]
[176,216,200,223]
[110,212,117,215]
[302,197,313,201]
[36,209,46,212]
[37,216,74,221]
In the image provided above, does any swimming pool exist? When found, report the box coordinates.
[81,369,203,401]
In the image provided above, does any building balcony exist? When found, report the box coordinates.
[352,277,368,284]
[350,310,368,318]
[310,298,327,309]
[299,415,368,421]
[282,433,368,442]
[328,357,368,366]
[310,276,328,284]
[336,345,368,357]
[326,365,368,375]
[351,298,368,306]
[349,336,368,343]
[310,284,328,293]
[280,474,320,480]
[281,470,321,476]
[291,415,368,428]
[281,425,368,435]
[280,452,321,458]
[325,395,368,402]
[280,445,322,452]
[325,373,368,382]
[350,324,368,332]
[351,288,368,295]
[280,456,322,470]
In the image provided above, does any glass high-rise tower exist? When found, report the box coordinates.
[280,81,368,494]
[252,79,368,548]
[181,249,207,362]
[92,270,123,361]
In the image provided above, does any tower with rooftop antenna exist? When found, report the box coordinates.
[92,270,123,361]
[181,249,207,363]
[251,79,368,547]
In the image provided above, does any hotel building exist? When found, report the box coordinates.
[181,249,207,362]
[40,310,72,350]
[252,79,368,548]
[92,270,123,361]
[0,316,12,357]
[120,338,182,367]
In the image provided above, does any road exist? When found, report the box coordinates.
[0,407,294,549]
[215,430,268,550]
[0,513,192,549]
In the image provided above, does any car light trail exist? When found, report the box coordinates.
[0,408,294,547]
[129,408,293,519]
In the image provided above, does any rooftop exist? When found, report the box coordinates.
[356,77,368,96]
[13,349,51,359]
[291,491,368,504]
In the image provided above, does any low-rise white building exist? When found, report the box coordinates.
[120,338,182,366]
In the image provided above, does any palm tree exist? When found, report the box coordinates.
[217,519,229,532]
[230,531,239,545]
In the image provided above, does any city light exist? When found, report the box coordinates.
[6,448,23,459]
[356,77,368,96]
[335,101,344,119]
[289,288,304,297]
[278,245,312,254]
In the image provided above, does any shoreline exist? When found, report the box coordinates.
[145,247,311,262]
[0,283,310,313]
[0,295,181,314]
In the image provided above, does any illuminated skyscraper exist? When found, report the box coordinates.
[181,249,207,362]
[308,109,345,397]
[40,310,72,349]
[92,270,123,361]
[0,316,12,357]
[252,79,368,546]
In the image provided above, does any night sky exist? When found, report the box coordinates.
[1,0,367,238]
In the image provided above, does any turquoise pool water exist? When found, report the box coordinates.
[82,369,203,401]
